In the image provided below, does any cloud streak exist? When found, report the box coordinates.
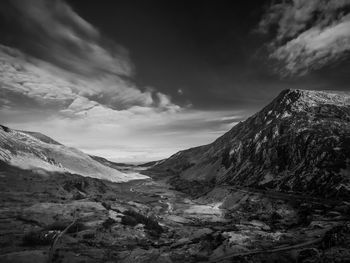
[258,0,350,76]
[0,0,180,111]
[0,0,132,77]
[0,44,179,111]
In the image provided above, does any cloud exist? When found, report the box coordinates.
[0,0,183,111]
[258,0,350,76]
[0,0,132,77]
[0,43,179,110]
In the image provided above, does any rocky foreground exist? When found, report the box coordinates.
[0,160,349,263]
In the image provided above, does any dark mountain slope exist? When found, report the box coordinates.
[150,89,350,198]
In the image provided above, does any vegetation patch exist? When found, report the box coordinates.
[121,210,163,237]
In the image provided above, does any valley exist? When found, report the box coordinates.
[0,161,349,263]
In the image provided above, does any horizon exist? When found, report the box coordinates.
[2,86,347,164]
[1,0,350,162]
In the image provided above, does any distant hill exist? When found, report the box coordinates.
[138,159,165,168]
[89,155,134,168]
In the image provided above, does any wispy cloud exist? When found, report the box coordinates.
[258,0,350,76]
[0,44,179,111]
[0,0,178,111]
[0,0,132,77]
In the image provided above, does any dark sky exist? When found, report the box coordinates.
[69,0,350,110]
[2,0,350,111]
[64,0,276,110]
[1,0,350,161]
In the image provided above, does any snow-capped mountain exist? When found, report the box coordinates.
[0,125,148,182]
[150,89,350,198]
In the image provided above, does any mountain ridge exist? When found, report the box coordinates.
[149,89,350,198]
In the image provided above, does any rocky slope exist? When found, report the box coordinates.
[150,89,350,198]
[0,125,148,182]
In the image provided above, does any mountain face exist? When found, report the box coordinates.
[150,89,350,198]
[0,125,148,182]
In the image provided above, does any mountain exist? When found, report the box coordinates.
[89,155,135,168]
[149,89,350,198]
[0,125,148,182]
[138,159,165,168]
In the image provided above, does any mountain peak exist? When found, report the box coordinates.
[251,89,350,126]
[274,89,350,111]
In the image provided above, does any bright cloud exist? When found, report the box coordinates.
[259,0,350,76]
[0,0,132,77]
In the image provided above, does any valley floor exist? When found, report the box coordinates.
[0,162,349,263]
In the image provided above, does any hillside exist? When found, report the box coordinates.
[150,89,350,198]
[0,125,148,182]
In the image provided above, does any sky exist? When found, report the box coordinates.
[1,0,350,162]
